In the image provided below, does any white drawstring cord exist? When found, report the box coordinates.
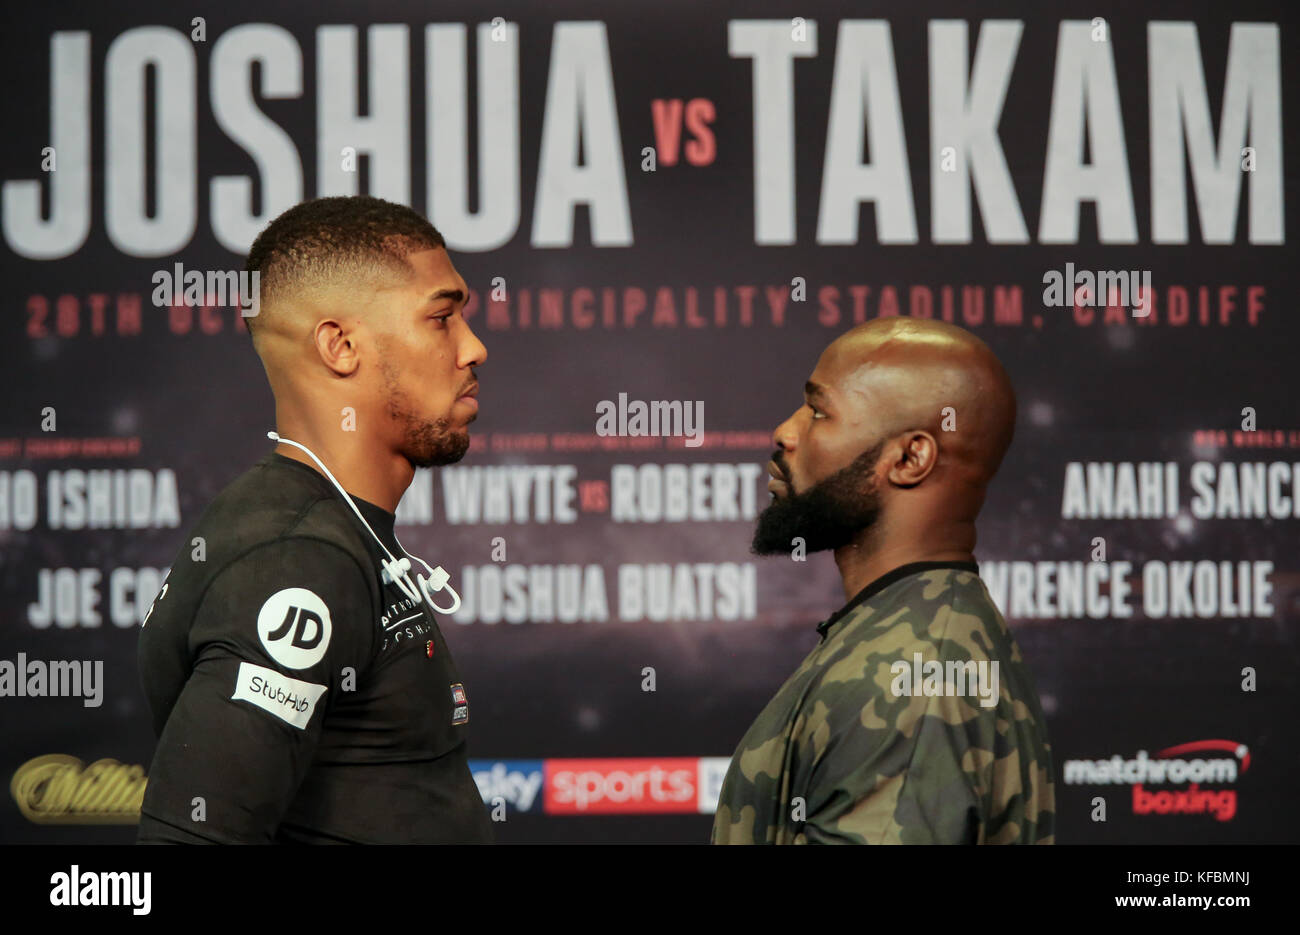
[267,432,462,615]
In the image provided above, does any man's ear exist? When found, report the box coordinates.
[885,431,939,487]
[314,318,361,376]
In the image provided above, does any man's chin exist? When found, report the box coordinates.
[408,432,470,469]
[750,494,876,557]
[750,501,803,555]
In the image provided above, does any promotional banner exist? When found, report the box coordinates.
[2,0,1296,844]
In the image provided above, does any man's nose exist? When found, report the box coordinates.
[459,320,487,368]
[772,412,799,453]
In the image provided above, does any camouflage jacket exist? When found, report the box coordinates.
[712,562,1055,844]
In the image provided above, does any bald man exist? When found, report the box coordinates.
[711,319,1054,844]
[137,196,492,843]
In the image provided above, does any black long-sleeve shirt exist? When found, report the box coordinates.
[137,449,492,844]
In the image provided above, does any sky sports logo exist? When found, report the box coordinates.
[470,757,731,815]
[470,759,545,813]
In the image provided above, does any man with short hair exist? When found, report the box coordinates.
[712,318,1054,844]
[137,195,491,843]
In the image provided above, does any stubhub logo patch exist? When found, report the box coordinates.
[470,760,545,814]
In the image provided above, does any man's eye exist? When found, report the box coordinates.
[808,403,825,419]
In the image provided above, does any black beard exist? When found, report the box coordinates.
[380,357,473,468]
[751,440,885,556]
[406,421,469,468]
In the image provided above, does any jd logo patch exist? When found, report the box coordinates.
[257,587,333,669]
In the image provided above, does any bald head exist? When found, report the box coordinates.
[754,317,1017,564]
[826,318,1017,487]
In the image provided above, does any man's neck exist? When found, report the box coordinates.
[272,427,411,513]
[833,539,975,602]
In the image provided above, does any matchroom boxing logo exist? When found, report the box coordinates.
[1063,739,1249,822]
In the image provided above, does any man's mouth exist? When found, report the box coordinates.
[457,383,479,413]
[766,460,790,497]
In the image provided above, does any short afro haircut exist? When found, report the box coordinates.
[244,195,446,339]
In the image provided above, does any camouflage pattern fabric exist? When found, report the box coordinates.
[712,566,1055,844]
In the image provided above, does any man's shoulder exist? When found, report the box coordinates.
[805,566,1026,718]
[184,457,375,578]
[153,457,380,626]
[829,566,1000,651]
